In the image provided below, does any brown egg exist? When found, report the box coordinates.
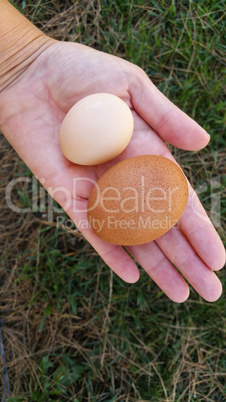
[87,155,188,245]
[59,93,134,165]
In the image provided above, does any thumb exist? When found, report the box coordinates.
[130,68,210,151]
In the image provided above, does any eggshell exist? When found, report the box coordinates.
[87,155,188,245]
[59,93,134,165]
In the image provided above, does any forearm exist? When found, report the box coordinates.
[0,0,54,91]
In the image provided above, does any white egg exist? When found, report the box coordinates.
[59,93,134,165]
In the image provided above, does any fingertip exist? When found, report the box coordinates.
[195,130,210,150]
[130,71,211,151]
[205,131,211,145]
[203,278,223,302]
[211,249,226,271]
[105,259,140,284]
[126,269,140,284]
[176,121,211,151]
[161,274,190,303]
[170,285,190,304]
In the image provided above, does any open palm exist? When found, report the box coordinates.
[0,41,224,302]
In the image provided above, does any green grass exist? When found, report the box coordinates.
[0,0,225,400]
[3,223,225,400]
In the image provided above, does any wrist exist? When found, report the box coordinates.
[0,0,55,91]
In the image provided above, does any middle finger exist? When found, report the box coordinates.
[155,225,222,302]
[126,242,189,303]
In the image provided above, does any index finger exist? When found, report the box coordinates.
[179,185,225,271]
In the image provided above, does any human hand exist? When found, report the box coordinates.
[0,41,225,302]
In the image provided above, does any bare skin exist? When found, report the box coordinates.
[0,41,225,302]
